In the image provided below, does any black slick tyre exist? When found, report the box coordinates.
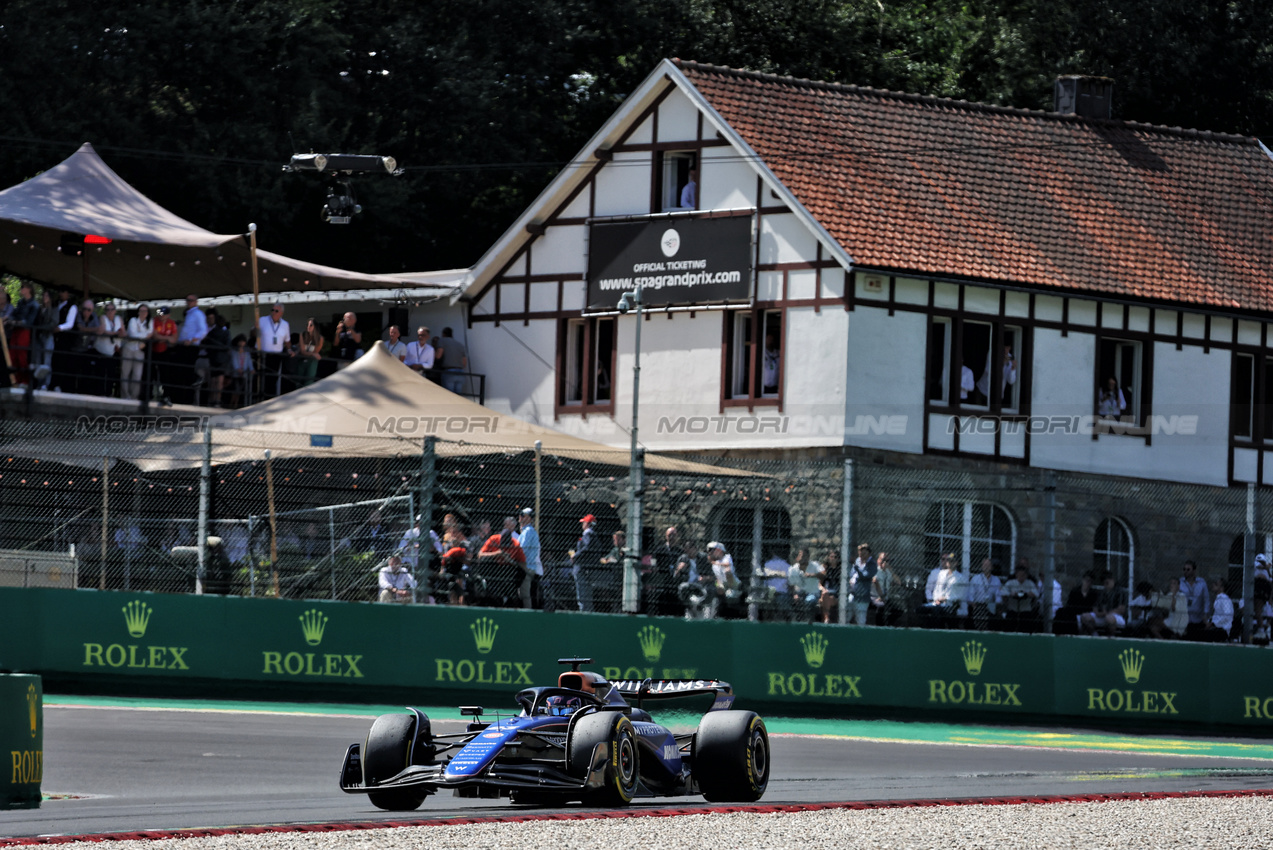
[363,712,430,811]
[567,711,639,806]
[694,710,769,803]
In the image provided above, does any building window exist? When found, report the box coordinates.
[656,151,696,212]
[723,308,782,405]
[1093,517,1134,587]
[1230,352,1273,441]
[558,317,615,412]
[1096,337,1146,424]
[927,318,1024,412]
[923,501,1015,574]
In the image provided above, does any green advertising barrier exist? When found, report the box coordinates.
[0,674,42,809]
[1,587,1271,732]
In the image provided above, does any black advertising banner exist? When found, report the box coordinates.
[586,214,753,310]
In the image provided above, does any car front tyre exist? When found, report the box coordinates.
[363,713,430,811]
[694,710,769,803]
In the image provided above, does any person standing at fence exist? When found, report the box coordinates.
[869,551,899,626]
[966,558,1003,630]
[434,327,468,395]
[516,508,543,609]
[257,304,291,398]
[94,302,124,397]
[847,543,877,626]
[405,327,435,377]
[50,287,78,392]
[378,554,417,603]
[476,520,526,607]
[173,295,208,404]
[151,306,178,405]
[571,514,601,612]
[596,530,627,614]
[120,304,153,400]
[707,542,744,619]
[384,324,407,363]
[999,562,1040,632]
[73,298,102,395]
[332,312,362,368]
[1180,559,1210,639]
[32,288,57,388]
[9,282,37,385]
[646,526,685,616]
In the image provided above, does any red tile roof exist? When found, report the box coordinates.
[676,60,1273,314]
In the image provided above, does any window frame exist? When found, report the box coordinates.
[654,150,696,213]
[1093,333,1153,440]
[1093,517,1135,592]
[923,501,1017,580]
[926,316,1027,415]
[721,307,784,411]
[555,315,616,417]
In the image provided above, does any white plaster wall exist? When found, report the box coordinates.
[701,146,755,210]
[527,224,586,276]
[844,306,926,454]
[760,213,817,265]
[1028,330,1230,486]
[657,90,700,140]
[593,152,650,217]
[465,318,558,427]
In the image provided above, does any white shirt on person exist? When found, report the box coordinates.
[378,564,417,593]
[405,340,434,369]
[94,314,124,356]
[124,317,153,353]
[258,316,291,353]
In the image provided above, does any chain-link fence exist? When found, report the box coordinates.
[0,416,1268,642]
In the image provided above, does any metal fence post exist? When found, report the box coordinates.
[839,458,853,626]
[196,425,211,594]
[1042,470,1057,632]
[748,502,762,622]
[247,515,256,597]
[1245,482,1257,645]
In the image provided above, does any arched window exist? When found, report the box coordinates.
[923,502,1015,575]
[707,504,792,581]
[1093,518,1134,588]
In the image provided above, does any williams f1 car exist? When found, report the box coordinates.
[339,658,769,809]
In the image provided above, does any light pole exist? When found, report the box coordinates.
[617,286,644,614]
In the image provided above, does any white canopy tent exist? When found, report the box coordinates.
[0,143,453,302]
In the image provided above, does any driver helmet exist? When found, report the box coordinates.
[544,695,582,716]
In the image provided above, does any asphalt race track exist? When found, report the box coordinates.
[6,701,1273,840]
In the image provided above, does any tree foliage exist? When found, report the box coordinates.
[1,0,1270,275]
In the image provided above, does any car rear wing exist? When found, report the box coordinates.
[609,678,735,710]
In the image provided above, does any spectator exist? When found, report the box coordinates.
[597,530,627,614]
[1127,580,1160,636]
[93,302,124,396]
[202,312,231,406]
[787,548,823,623]
[384,324,408,363]
[515,508,542,609]
[405,326,435,376]
[257,303,291,398]
[570,514,602,612]
[1098,376,1127,419]
[676,541,714,619]
[967,558,1002,630]
[1205,578,1234,642]
[870,550,901,626]
[921,553,964,626]
[959,364,975,400]
[707,541,744,619]
[925,555,948,605]
[120,304,154,401]
[9,282,38,386]
[227,334,254,408]
[332,312,362,367]
[978,343,1018,405]
[475,519,526,607]
[761,333,780,395]
[150,306,178,405]
[295,317,324,388]
[1148,576,1190,639]
[50,287,78,392]
[1180,559,1210,639]
[679,167,697,209]
[646,526,686,616]
[1000,562,1040,632]
[847,543,877,626]
[434,546,469,605]
[819,549,841,624]
[1055,571,1099,634]
[378,554,417,603]
[173,294,207,403]
[435,326,469,394]
[466,519,492,564]
[753,547,790,620]
[1079,573,1127,636]
[32,288,56,389]
[73,297,101,394]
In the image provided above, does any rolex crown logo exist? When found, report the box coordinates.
[960,640,987,677]
[637,625,667,662]
[800,632,829,669]
[299,609,329,646]
[122,600,152,638]
[1118,648,1145,684]
[471,617,499,654]
[27,683,38,738]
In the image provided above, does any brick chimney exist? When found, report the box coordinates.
[1054,76,1114,119]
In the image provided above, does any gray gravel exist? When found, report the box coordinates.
[41,795,1273,850]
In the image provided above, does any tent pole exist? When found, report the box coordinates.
[248,223,261,399]
[100,457,109,591]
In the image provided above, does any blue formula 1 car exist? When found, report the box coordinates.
[338,658,770,810]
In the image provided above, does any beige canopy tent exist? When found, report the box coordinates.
[14,343,742,477]
[0,143,452,301]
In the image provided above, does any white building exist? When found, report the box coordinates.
[457,60,1273,497]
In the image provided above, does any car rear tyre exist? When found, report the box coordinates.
[363,712,431,811]
[694,710,769,803]
[567,711,639,806]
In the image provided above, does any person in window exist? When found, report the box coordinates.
[1097,376,1126,418]
[762,334,780,395]
[977,344,1017,405]
[680,168,698,209]
[959,364,975,401]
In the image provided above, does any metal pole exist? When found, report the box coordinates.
[196,425,211,594]
[839,458,852,625]
[622,288,643,615]
[1043,470,1058,632]
[100,457,109,591]
[748,502,762,622]
[1245,482,1257,645]
[247,515,256,597]
[534,440,543,524]
[265,449,279,596]
[329,506,337,601]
